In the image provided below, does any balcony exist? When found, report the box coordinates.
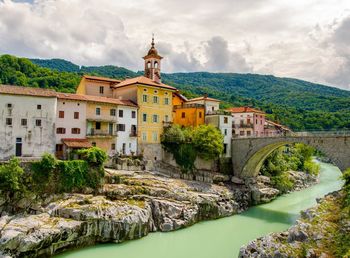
[162,121,173,127]
[87,129,118,138]
[173,103,204,110]
[233,123,254,129]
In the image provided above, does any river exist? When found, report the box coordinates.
[56,161,343,258]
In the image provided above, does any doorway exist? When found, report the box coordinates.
[15,137,22,157]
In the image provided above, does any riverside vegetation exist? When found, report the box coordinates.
[240,169,350,257]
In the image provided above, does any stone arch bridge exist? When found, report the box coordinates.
[231,133,350,178]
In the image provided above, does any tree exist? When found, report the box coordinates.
[192,124,224,160]
[0,158,25,196]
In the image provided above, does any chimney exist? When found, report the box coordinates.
[204,93,208,98]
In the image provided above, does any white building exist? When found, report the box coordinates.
[0,85,57,160]
[186,94,220,114]
[55,93,90,159]
[205,111,233,157]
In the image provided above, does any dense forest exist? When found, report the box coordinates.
[1,54,349,131]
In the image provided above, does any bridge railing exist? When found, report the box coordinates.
[292,130,350,137]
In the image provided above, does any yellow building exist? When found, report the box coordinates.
[112,38,177,159]
[172,92,205,127]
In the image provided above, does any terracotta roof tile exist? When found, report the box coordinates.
[0,84,57,97]
[83,95,138,107]
[57,93,87,101]
[227,106,265,114]
[83,75,121,84]
[187,96,221,102]
[114,76,176,90]
[62,138,92,148]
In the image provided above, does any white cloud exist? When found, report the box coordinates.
[0,0,350,89]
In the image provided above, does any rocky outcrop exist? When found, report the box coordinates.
[0,169,250,257]
[239,191,350,258]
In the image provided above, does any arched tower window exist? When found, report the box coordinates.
[154,61,158,69]
[147,61,151,68]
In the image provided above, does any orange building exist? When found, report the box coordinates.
[172,92,205,127]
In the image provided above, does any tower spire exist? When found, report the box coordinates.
[151,33,155,47]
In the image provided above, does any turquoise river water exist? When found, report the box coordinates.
[56,161,343,258]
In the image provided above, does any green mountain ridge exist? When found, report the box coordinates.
[0,54,349,131]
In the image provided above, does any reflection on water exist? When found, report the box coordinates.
[56,161,343,258]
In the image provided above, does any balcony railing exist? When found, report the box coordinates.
[233,123,254,129]
[206,110,231,116]
[129,131,138,137]
[163,121,173,127]
[173,103,205,110]
[87,129,118,137]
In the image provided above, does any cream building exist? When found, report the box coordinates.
[0,85,57,160]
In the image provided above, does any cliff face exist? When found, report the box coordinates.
[239,190,350,258]
[0,169,250,257]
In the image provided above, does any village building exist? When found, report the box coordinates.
[76,75,121,98]
[55,93,90,159]
[84,95,138,156]
[205,111,233,157]
[186,94,220,114]
[227,107,266,138]
[172,92,205,127]
[0,85,57,160]
[264,119,291,136]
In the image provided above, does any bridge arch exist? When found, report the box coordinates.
[231,136,350,178]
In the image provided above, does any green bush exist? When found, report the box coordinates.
[342,168,350,206]
[57,160,89,192]
[304,160,320,176]
[271,172,294,194]
[161,124,186,143]
[31,153,57,189]
[192,124,224,160]
[0,158,25,196]
[77,147,107,166]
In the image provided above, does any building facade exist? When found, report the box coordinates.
[186,95,220,114]
[0,85,57,160]
[227,107,266,138]
[76,75,120,98]
[205,111,233,157]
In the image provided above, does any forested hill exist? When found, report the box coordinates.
[0,54,349,130]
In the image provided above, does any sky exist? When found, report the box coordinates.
[1,0,350,90]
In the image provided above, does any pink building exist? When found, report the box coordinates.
[227,107,266,138]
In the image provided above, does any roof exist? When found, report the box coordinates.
[83,95,137,107]
[143,37,163,59]
[173,91,188,102]
[83,75,121,84]
[227,107,265,114]
[57,93,87,101]
[266,120,291,131]
[114,76,176,90]
[0,85,57,98]
[187,96,221,103]
[62,138,92,148]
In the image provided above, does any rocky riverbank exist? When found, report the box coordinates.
[0,169,250,258]
[0,168,318,258]
[239,190,350,257]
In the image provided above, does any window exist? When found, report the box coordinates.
[35,119,42,127]
[154,61,158,68]
[199,112,202,118]
[111,143,116,150]
[154,90,158,94]
[96,107,101,115]
[247,131,251,136]
[181,112,186,118]
[224,129,227,136]
[95,122,101,130]
[71,128,81,134]
[223,144,227,154]
[56,144,63,152]
[153,96,159,104]
[21,119,27,126]
[260,120,263,125]
[247,118,251,124]
[240,131,245,136]
[142,94,148,102]
[6,118,12,126]
[142,132,147,141]
[132,111,136,118]
[256,119,258,125]
[92,142,96,147]
[152,114,159,123]
[119,109,124,118]
[152,132,158,142]
[56,128,66,134]
[164,115,169,122]
[224,117,228,124]
[74,112,79,119]
[7,103,12,108]
[117,124,126,131]
[143,88,147,92]
[142,113,147,122]
[59,111,64,118]
[164,97,169,105]
[99,86,104,94]
[110,109,116,116]
[37,104,42,110]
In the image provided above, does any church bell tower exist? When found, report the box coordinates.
[143,35,163,83]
